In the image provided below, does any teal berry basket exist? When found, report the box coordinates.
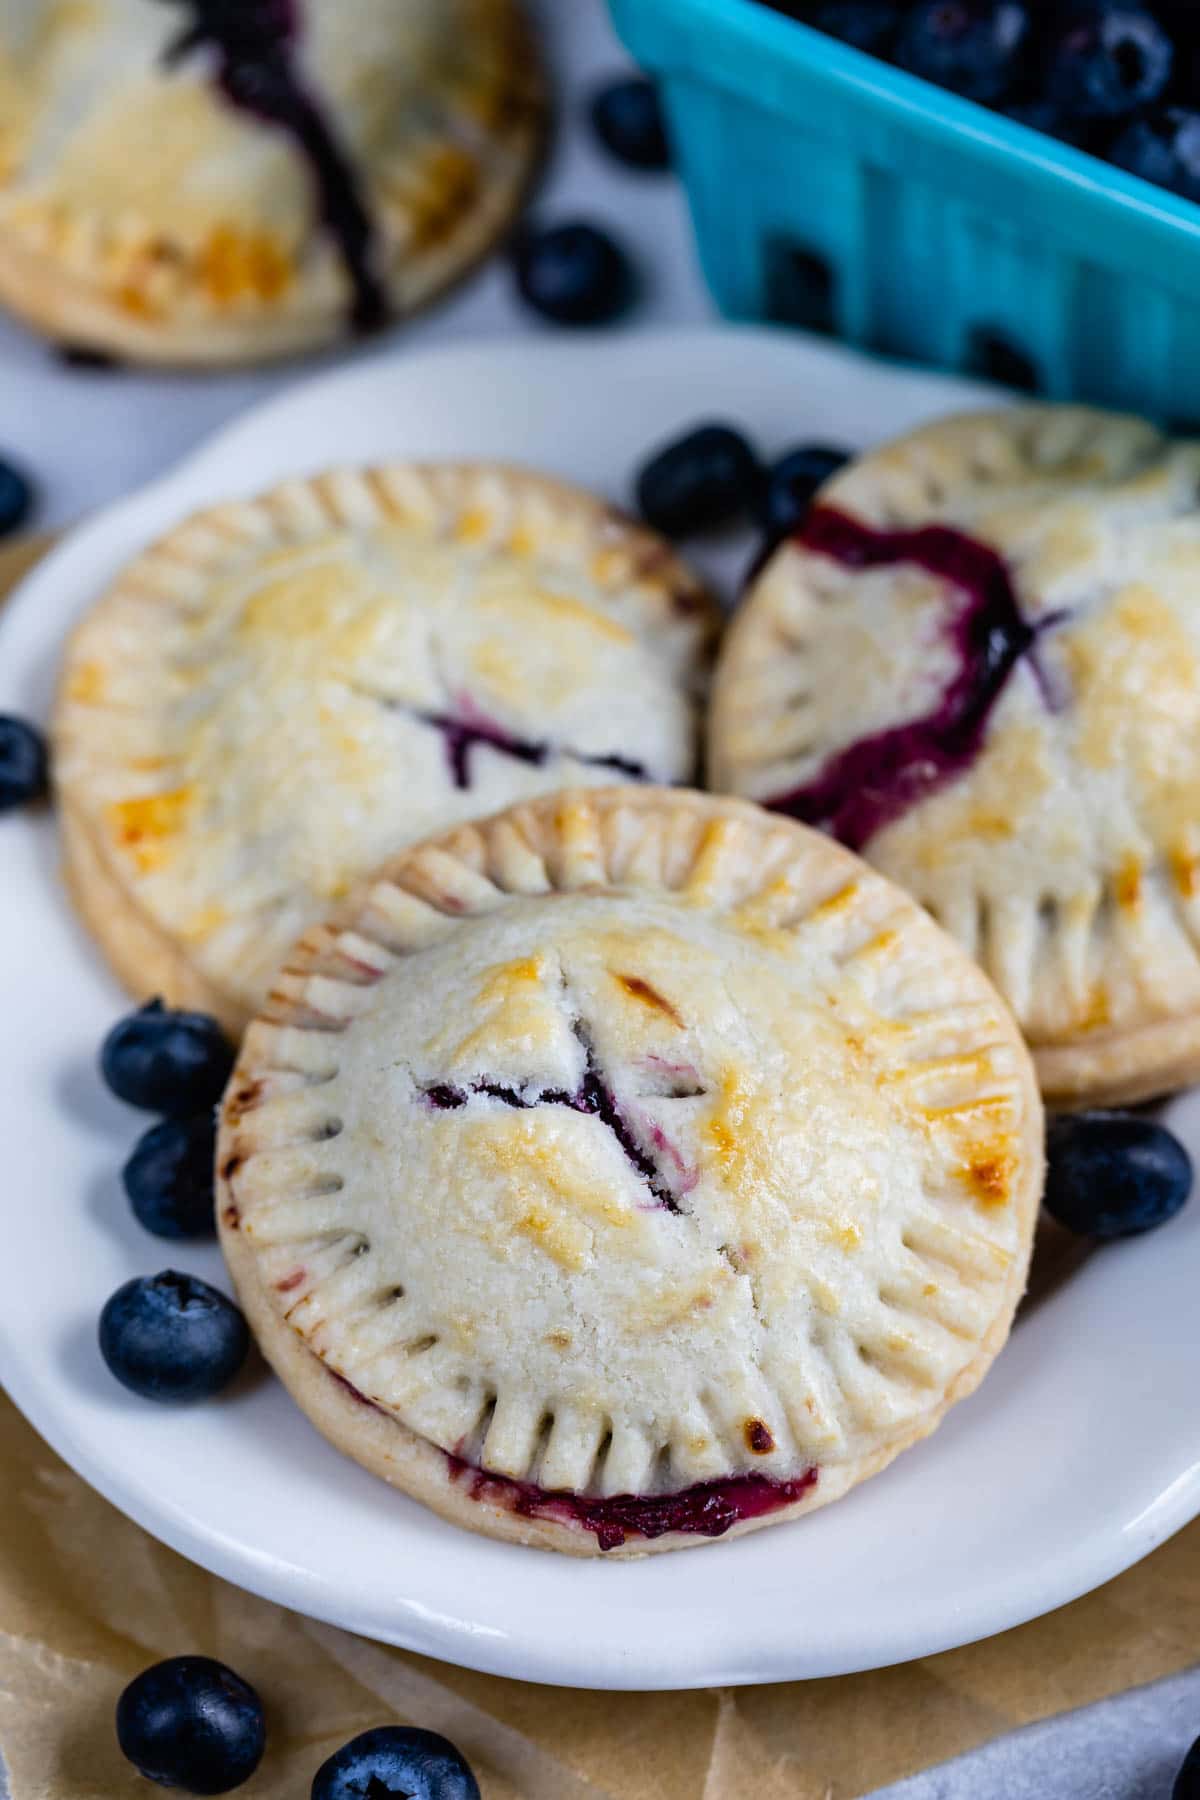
[608,0,1200,421]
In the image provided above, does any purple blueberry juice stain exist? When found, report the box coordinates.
[764,506,1064,851]
[418,695,648,791]
[447,1455,818,1550]
[160,0,388,331]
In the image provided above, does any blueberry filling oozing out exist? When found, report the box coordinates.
[158,0,388,331]
[447,1456,819,1551]
[324,1370,816,1549]
[763,505,1060,850]
[423,1026,685,1214]
[414,700,649,790]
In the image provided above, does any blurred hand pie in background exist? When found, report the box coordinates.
[0,0,544,366]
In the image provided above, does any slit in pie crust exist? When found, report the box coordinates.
[53,464,717,1033]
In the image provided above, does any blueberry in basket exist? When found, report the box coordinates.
[771,1,1200,207]
[1111,107,1200,201]
[311,1726,480,1800]
[101,1000,235,1115]
[99,1270,249,1400]
[1043,5,1173,123]
[1044,1111,1192,1239]
[895,1,1031,105]
[811,2,900,52]
[117,1655,264,1794]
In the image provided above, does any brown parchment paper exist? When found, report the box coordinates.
[2,535,1198,1800]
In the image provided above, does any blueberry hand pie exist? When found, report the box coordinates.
[711,406,1200,1107]
[216,788,1042,1556]
[0,0,542,364]
[53,465,716,1032]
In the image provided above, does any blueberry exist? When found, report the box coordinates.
[101,1000,235,1115]
[0,456,33,537]
[99,1270,249,1401]
[590,76,670,170]
[1045,7,1172,122]
[895,2,1030,104]
[511,221,634,327]
[0,715,49,812]
[1175,1734,1200,1800]
[116,1655,264,1795]
[123,1114,218,1240]
[58,344,122,372]
[758,444,850,540]
[1044,1111,1193,1240]
[311,1727,480,1800]
[1000,97,1096,148]
[635,424,762,537]
[812,2,901,53]
[1111,109,1200,202]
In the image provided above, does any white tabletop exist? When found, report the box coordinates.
[0,0,715,532]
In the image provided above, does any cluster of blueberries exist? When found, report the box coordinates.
[117,1665,479,1799]
[637,427,850,542]
[777,1,1200,201]
[95,1001,482,1795]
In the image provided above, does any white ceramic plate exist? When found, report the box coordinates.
[1,328,1198,1691]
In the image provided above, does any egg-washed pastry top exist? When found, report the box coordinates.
[217,788,1042,1557]
[0,0,541,364]
[53,464,717,1033]
[710,406,1200,1108]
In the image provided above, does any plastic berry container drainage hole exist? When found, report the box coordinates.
[609,0,1200,421]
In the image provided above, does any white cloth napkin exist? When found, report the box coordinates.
[872,1666,1200,1799]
